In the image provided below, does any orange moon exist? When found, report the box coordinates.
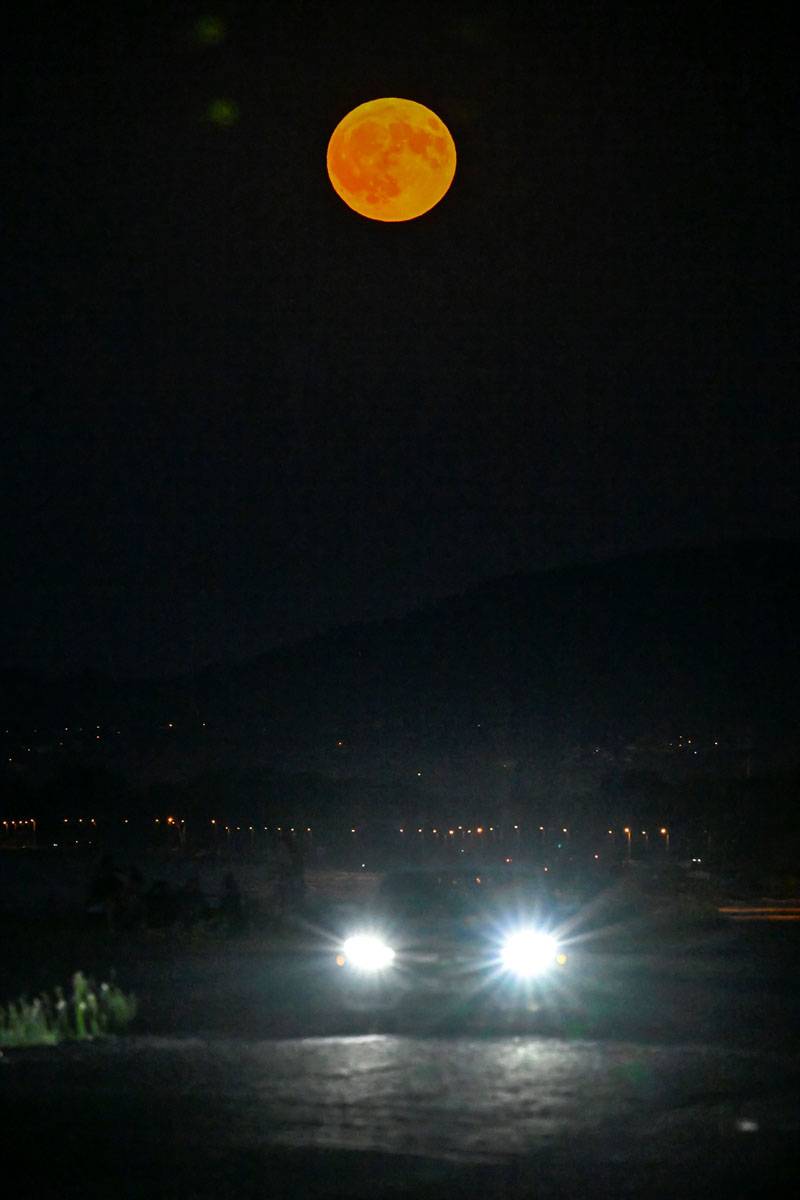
[327,98,456,222]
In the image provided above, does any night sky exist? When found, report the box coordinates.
[5,2,797,678]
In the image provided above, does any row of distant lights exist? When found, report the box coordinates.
[55,817,315,834]
[208,820,312,834]
[4,820,669,854]
[3,820,669,837]
[3,819,675,862]
[2,817,311,834]
[392,825,669,836]
[613,827,670,836]
[396,824,523,835]
[1,821,94,850]
[2,816,314,838]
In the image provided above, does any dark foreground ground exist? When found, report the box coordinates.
[4,1030,799,1199]
[2,905,800,1198]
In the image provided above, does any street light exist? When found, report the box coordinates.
[660,826,670,853]
[623,827,632,859]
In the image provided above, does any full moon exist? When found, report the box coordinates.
[327,98,456,222]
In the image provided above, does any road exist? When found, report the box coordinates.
[2,1031,799,1198]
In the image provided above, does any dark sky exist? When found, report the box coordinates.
[4,1,797,677]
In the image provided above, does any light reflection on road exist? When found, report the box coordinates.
[5,1035,800,1166]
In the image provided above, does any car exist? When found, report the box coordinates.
[329,866,571,1017]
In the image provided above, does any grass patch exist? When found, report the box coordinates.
[0,971,137,1048]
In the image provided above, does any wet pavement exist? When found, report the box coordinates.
[3,1030,800,1197]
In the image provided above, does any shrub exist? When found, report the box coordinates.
[0,972,137,1048]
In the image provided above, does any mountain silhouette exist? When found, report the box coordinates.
[2,541,798,775]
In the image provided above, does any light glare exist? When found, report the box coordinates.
[342,935,395,972]
[501,930,559,978]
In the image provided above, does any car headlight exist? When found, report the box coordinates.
[500,929,560,978]
[341,934,396,972]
